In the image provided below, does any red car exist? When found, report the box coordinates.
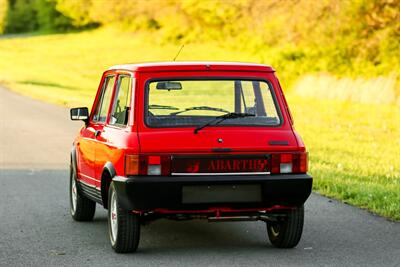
[70,61,312,253]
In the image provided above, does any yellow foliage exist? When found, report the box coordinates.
[55,0,92,26]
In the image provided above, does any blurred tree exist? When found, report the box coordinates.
[3,0,74,33]
[0,0,7,33]
[1,0,399,82]
[4,0,38,33]
[34,0,73,32]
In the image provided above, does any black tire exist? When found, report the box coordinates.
[108,182,140,253]
[69,165,96,221]
[267,205,304,248]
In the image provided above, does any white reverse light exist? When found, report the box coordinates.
[280,163,292,174]
[147,165,161,175]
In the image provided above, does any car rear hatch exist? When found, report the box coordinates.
[138,128,297,153]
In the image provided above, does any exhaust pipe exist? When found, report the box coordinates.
[208,214,277,222]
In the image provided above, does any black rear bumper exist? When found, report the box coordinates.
[112,174,312,211]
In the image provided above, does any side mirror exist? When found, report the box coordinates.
[70,107,89,124]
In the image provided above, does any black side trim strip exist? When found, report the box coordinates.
[79,181,103,205]
[211,148,232,152]
[268,140,289,146]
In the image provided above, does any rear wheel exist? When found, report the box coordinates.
[267,205,304,248]
[69,165,96,221]
[108,182,140,253]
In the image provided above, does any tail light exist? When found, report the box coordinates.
[271,152,308,174]
[125,154,171,176]
[125,153,307,176]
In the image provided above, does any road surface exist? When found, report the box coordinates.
[0,87,399,266]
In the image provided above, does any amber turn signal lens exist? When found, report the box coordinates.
[125,154,139,176]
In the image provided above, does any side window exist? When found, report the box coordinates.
[93,76,115,123]
[240,81,279,119]
[109,75,132,126]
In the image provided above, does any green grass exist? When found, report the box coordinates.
[1,28,399,221]
[288,97,400,220]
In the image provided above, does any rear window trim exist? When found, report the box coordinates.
[143,76,284,129]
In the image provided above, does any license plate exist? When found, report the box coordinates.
[182,184,262,204]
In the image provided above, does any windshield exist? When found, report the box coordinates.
[146,79,281,128]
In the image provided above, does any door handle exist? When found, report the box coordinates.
[94,130,101,138]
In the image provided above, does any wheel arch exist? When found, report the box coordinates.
[101,161,117,209]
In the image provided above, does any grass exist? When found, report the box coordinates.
[0,27,260,107]
[288,97,400,220]
[293,74,399,106]
[1,27,399,221]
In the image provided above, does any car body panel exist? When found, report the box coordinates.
[76,126,96,186]
[137,128,299,154]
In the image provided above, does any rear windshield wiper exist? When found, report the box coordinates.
[170,106,229,116]
[194,112,255,134]
[149,104,179,110]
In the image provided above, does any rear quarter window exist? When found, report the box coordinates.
[109,75,132,127]
[93,76,115,123]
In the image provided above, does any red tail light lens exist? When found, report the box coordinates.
[299,152,308,173]
[271,154,280,174]
[280,154,292,163]
[125,154,171,176]
[160,155,171,175]
[271,152,308,174]
[148,156,161,165]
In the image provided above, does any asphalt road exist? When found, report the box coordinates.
[0,87,399,266]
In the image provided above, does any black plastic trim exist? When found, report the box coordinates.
[211,148,232,152]
[112,173,312,211]
[79,181,103,204]
[269,140,289,146]
[70,145,78,177]
[101,162,117,208]
[103,161,117,178]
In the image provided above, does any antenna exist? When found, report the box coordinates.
[173,44,184,61]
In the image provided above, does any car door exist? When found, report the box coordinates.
[94,73,133,180]
[88,74,116,187]
[76,75,114,186]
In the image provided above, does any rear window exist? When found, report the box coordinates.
[145,79,281,128]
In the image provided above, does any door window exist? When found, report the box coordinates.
[93,76,115,123]
[109,75,132,126]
